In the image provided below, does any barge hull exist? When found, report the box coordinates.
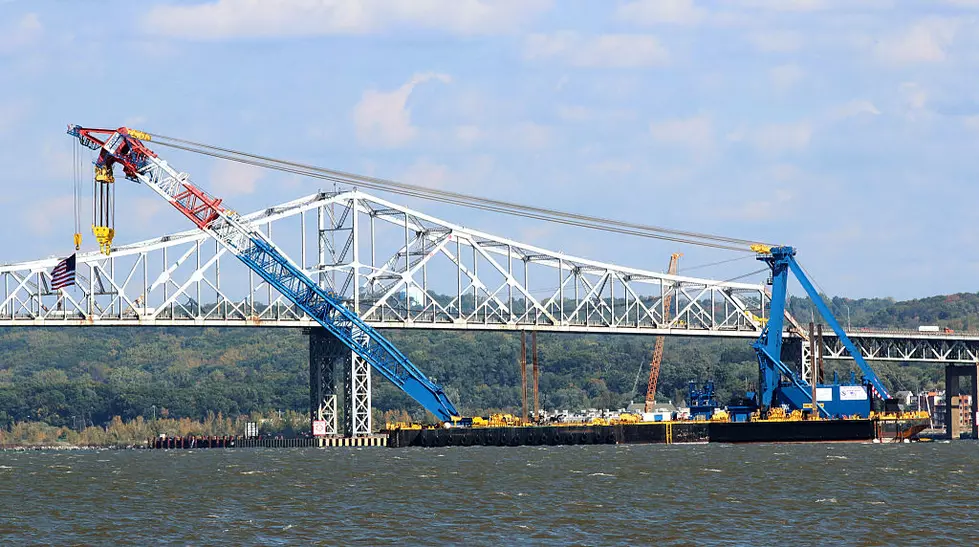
[388,420,875,448]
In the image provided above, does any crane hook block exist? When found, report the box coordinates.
[94,166,115,184]
[73,233,82,251]
[92,225,114,255]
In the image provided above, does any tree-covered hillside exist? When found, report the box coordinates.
[2,291,976,429]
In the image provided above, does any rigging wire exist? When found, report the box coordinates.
[681,255,754,273]
[720,268,770,284]
[146,132,773,253]
[149,139,749,252]
[71,140,77,234]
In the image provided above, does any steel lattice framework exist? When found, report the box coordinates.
[2,190,977,365]
[821,332,979,364]
[0,190,771,335]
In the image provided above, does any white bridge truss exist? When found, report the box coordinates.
[822,332,979,364]
[0,190,771,336]
[0,190,975,365]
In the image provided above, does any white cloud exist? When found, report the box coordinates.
[649,115,713,151]
[144,0,552,39]
[587,160,635,175]
[731,123,812,153]
[829,100,881,120]
[400,155,495,192]
[0,99,31,132]
[525,32,669,68]
[557,105,593,122]
[508,122,553,149]
[768,163,803,182]
[769,63,805,92]
[402,159,452,189]
[874,18,958,64]
[616,0,707,25]
[964,116,979,131]
[746,31,803,52]
[733,189,794,222]
[720,0,896,12]
[454,125,482,145]
[726,0,830,10]
[23,195,73,237]
[209,161,265,196]
[899,82,928,119]
[0,12,42,54]
[353,72,451,148]
[556,104,635,123]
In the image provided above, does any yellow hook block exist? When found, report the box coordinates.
[94,166,115,183]
[92,225,115,255]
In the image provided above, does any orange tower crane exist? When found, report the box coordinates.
[645,253,681,413]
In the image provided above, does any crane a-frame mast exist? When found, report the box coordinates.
[752,245,890,416]
[67,125,461,422]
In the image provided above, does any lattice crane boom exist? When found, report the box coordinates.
[644,252,681,413]
[66,125,461,422]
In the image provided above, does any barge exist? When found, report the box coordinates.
[385,411,929,448]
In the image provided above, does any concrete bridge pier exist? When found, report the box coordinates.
[945,364,978,439]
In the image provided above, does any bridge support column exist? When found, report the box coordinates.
[309,328,341,438]
[348,352,372,436]
[944,364,978,440]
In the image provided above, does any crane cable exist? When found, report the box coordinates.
[71,140,81,250]
[154,138,747,251]
[145,132,775,253]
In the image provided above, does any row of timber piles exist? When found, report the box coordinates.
[147,436,320,449]
[146,435,389,449]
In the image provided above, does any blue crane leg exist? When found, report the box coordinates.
[784,255,889,399]
[753,250,790,409]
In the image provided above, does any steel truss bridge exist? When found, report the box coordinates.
[2,190,975,432]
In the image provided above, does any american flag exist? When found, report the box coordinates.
[51,253,76,290]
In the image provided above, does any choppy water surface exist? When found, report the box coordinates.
[1,442,977,545]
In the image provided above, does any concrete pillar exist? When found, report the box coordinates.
[944,364,979,439]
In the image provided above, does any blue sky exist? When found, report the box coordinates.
[1,0,978,299]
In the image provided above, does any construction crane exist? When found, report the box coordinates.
[66,125,461,422]
[750,244,890,417]
[645,252,681,413]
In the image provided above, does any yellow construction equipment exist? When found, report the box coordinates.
[488,413,521,427]
[645,253,681,413]
[615,412,641,424]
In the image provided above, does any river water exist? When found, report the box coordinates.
[0,442,976,545]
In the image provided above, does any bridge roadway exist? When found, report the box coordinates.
[0,190,976,363]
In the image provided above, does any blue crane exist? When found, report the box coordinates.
[751,245,889,418]
[67,125,461,422]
